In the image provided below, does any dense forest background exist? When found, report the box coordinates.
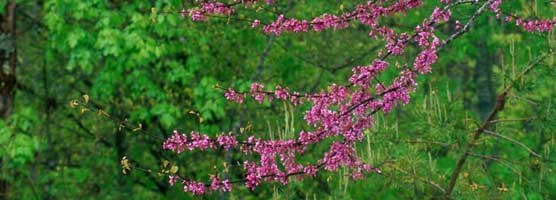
[0,0,555,199]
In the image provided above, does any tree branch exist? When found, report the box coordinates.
[443,49,555,199]
[253,35,275,81]
[484,130,541,158]
[392,166,447,194]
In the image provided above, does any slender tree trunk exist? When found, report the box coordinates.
[0,1,16,199]
[474,38,503,167]
[0,1,16,119]
[473,41,495,121]
[461,63,473,110]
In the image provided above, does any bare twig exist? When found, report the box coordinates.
[467,153,521,177]
[392,166,447,194]
[406,140,453,148]
[484,130,542,158]
[489,117,536,124]
[439,0,495,51]
[253,35,275,81]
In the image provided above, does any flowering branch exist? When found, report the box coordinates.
[151,0,556,195]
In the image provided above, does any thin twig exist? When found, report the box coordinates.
[489,117,536,124]
[467,152,522,177]
[253,35,275,81]
[484,130,542,158]
[392,166,447,194]
[406,140,453,148]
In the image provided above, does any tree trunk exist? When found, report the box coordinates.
[473,41,495,121]
[0,1,16,119]
[0,1,16,199]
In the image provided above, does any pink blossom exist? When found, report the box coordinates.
[224,88,245,104]
[431,7,451,24]
[169,175,180,186]
[162,130,217,153]
[414,23,434,47]
[303,165,318,177]
[184,180,206,195]
[244,161,261,189]
[188,132,215,150]
[274,85,289,100]
[252,19,261,28]
[321,142,356,171]
[386,39,405,55]
[263,15,309,36]
[311,14,348,32]
[250,82,266,103]
[162,130,188,153]
[518,19,555,32]
[489,0,501,13]
[455,20,462,30]
[210,176,220,191]
[189,9,207,21]
[290,92,303,105]
[413,49,438,74]
[280,152,303,174]
[221,179,232,192]
[349,59,389,87]
[216,134,238,150]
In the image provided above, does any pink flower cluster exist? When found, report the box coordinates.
[489,0,555,32]
[431,7,451,24]
[509,17,556,33]
[216,134,238,150]
[224,88,245,104]
[385,34,409,55]
[378,70,417,113]
[235,0,275,6]
[263,15,309,36]
[250,82,267,103]
[163,126,381,193]
[320,142,379,179]
[167,175,232,195]
[411,6,450,74]
[259,0,425,36]
[183,2,234,21]
[489,0,502,13]
[183,0,279,22]
[225,83,305,105]
[162,130,239,153]
[414,49,438,74]
[349,59,389,88]
[311,14,350,32]
[274,85,289,100]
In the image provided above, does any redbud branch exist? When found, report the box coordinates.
[440,0,493,50]
[340,86,401,117]
[156,0,556,196]
[353,0,480,86]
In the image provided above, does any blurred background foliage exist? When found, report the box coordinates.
[0,0,555,199]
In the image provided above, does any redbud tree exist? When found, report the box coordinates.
[134,0,554,197]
